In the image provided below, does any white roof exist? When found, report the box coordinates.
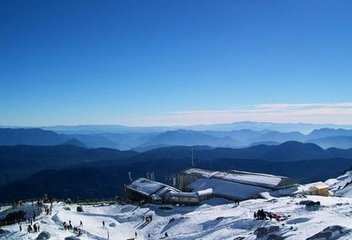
[188,178,268,200]
[167,192,198,198]
[184,168,291,189]
[298,181,329,193]
[307,182,329,190]
[215,170,283,188]
[196,188,213,196]
[126,178,174,197]
[183,168,218,178]
[304,181,325,188]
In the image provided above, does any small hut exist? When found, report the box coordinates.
[307,182,329,196]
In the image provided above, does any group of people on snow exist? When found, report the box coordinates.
[18,211,40,234]
[254,209,269,220]
[62,219,83,236]
[254,209,288,221]
[127,231,169,239]
[24,222,40,233]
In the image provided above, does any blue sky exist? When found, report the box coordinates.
[1,0,352,126]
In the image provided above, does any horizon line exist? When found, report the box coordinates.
[1,120,352,129]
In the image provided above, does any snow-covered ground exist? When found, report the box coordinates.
[326,170,352,197]
[2,172,352,239]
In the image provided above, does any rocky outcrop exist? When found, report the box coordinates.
[306,225,351,240]
[254,226,283,239]
[36,231,51,240]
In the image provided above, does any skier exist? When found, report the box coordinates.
[102,220,105,227]
[80,220,83,227]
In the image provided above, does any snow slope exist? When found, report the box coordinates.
[2,172,352,239]
[326,171,352,197]
[1,195,352,240]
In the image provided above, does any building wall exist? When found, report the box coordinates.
[176,173,201,191]
[164,195,199,205]
[317,188,329,196]
[125,188,150,203]
[197,193,213,202]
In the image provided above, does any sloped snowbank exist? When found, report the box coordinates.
[1,195,352,240]
[326,171,352,197]
[2,172,352,239]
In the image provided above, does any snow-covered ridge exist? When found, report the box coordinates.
[326,170,352,197]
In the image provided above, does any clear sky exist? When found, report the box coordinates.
[1,0,352,126]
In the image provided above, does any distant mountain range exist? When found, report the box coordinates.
[0,128,69,146]
[307,136,352,149]
[0,144,136,184]
[2,126,352,150]
[38,121,352,134]
[1,142,352,202]
[2,123,352,203]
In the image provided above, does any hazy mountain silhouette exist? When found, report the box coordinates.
[61,138,87,148]
[1,156,351,203]
[0,128,68,146]
[42,122,352,134]
[308,128,352,139]
[0,145,136,184]
[1,142,352,202]
[139,130,237,148]
[308,136,352,149]
[133,129,352,150]
[2,127,352,150]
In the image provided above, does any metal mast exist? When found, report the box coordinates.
[191,147,194,167]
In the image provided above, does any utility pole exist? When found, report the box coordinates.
[191,147,194,167]
[128,171,133,182]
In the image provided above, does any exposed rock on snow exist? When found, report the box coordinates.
[306,225,352,240]
[305,201,321,211]
[267,234,285,240]
[0,229,9,235]
[36,231,51,240]
[254,225,281,238]
[64,237,80,240]
[76,206,83,212]
[254,227,268,238]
